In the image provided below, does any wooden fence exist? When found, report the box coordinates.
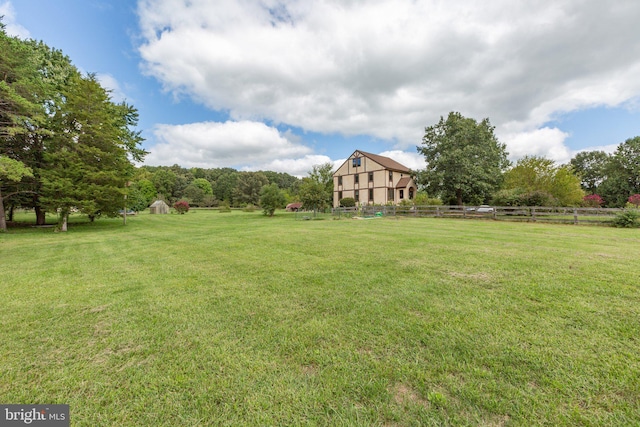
[332,205,626,226]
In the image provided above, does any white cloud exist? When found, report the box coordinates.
[241,154,334,178]
[379,150,426,171]
[500,127,571,163]
[137,0,640,166]
[0,1,30,38]
[144,120,323,174]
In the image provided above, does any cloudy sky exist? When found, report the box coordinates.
[4,0,640,176]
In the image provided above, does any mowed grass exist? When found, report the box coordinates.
[1,211,639,426]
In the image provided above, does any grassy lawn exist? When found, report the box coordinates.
[1,211,639,426]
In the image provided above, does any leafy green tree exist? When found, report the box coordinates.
[501,156,584,206]
[261,170,300,193]
[0,156,33,231]
[133,179,156,208]
[192,178,213,195]
[309,162,334,190]
[599,137,640,207]
[182,184,205,206]
[152,169,177,201]
[417,112,510,205]
[569,151,610,194]
[299,178,329,211]
[260,183,285,216]
[211,168,239,204]
[235,172,268,206]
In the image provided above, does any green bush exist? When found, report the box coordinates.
[612,210,640,228]
[242,204,256,212]
[339,197,355,207]
[218,201,231,213]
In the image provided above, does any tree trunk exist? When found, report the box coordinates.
[8,205,14,222]
[60,212,69,231]
[456,188,463,206]
[0,190,6,232]
[35,203,46,225]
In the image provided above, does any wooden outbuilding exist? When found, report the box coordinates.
[149,200,170,214]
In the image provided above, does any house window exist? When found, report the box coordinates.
[354,174,359,184]
[354,190,359,202]
[400,189,404,199]
[409,188,414,200]
[388,188,394,201]
[338,176,342,186]
[368,172,374,182]
[389,171,393,181]
[338,191,342,200]
[352,157,361,167]
[369,189,374,201]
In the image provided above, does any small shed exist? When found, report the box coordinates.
[149,200,170,214]
[286,202,303,212]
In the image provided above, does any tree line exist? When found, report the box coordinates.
[416,112,640,209]
[126,162,335,215]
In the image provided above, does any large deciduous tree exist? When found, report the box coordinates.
[569,151,610,194]
[417,112,509,205]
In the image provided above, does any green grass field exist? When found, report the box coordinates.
[1,211,639,426]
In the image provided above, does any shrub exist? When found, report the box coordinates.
[583,194,603,207]
[413,193,442,206]
[628,194,640,208]
[520,191,558,207]
[491,189,522,206]
[259,183,285,217]
[218,201,231,213]
[612,210,640,228]
[173,200,190,214]
[339,197,355,207]
[243,204,256,212]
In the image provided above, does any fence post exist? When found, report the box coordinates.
[573,208,578,225]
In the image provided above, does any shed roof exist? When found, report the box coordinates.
[150,200,169,207]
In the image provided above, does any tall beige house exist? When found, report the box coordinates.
[333,150,417,207]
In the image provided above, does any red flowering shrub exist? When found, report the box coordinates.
[628,194,640,208]
[582,194,603,207]
[174,200,190,214]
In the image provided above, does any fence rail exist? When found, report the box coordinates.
[332,205,627,225]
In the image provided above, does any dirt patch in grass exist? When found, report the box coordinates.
[391,384,429,408]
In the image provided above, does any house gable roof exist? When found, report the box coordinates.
[333,150,412,175]
[396,177,412,188]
